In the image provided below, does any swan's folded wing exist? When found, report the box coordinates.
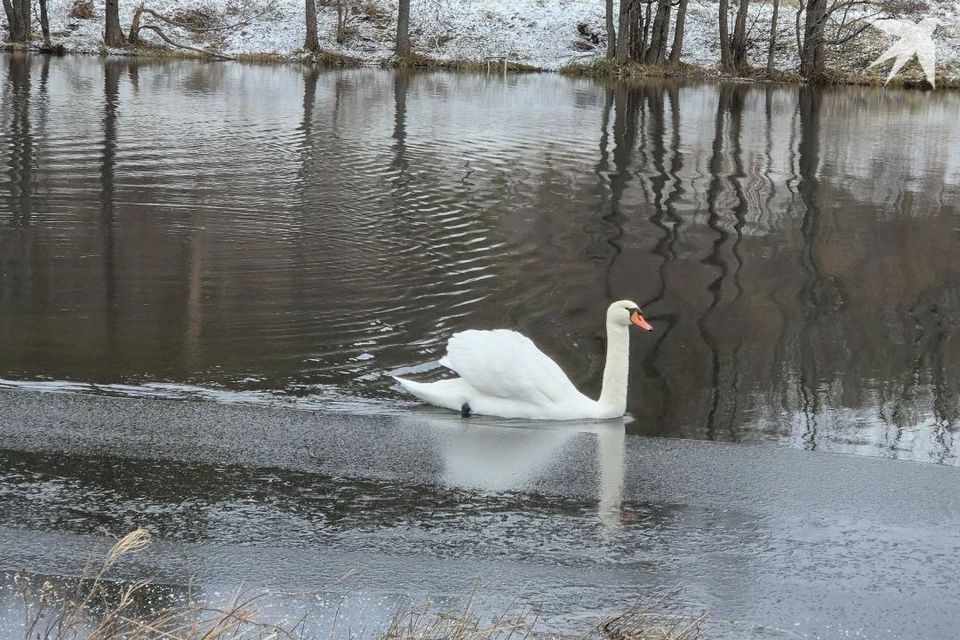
[441,329,582,404]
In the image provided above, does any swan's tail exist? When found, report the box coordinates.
[392,376,472,412]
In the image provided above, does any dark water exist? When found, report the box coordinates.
[1,53,959,464]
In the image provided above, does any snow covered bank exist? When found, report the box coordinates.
[34,0,960,81]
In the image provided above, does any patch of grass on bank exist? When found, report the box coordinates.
[233,52,289,64]
[384,52,541,73]
[560,55,958,89]
[300,48,364,66]
[10,528,708,640]
[560,58,719,80]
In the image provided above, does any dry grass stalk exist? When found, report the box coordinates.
[13,528,307,640]
[599,588,706,640]
[379,591,538,640]
[12,528,709,640]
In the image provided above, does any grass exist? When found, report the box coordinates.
[600,588,705,640]
[384,52,541,73]
[559,58,723,80]
[10,528,707,640]
[558,54,960,90]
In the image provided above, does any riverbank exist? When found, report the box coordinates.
[15,0,959,86]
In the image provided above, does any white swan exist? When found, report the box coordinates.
[393,300,652,420]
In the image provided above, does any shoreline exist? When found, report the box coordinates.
[2,0,958,89]
[3,41,958,90]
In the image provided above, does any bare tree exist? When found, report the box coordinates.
[304,0,319,51]
[718,0,733,70]
[396,0,410,56]
[718,0,752,74]
[3,0,31,42]
[104,0,126,47]
[335,0,347,43]
[605,0,616,58]
[800,0,827,79]
[39,0,52,48]
[615,0,637,63]
[730,0,751,71]
[644,0,672,64]
[798,0,877,80]
[669,0,689,63]
[766,0,779,74]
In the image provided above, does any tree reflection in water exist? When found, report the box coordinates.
[0,58,957,464]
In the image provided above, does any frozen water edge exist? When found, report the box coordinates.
[38,0,960,80]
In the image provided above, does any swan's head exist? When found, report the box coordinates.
[608,300,653,331]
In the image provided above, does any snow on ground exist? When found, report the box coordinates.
[36,0,960,79]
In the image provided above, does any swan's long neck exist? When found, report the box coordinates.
[597,322,631,417]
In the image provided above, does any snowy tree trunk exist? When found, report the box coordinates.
[669,0,689,64]
[718,0,732,70]
[637,1,651,60]
[104,0,126,47]
[396,0,411,56]
[304,0,319,51]
[3,0,30,42]
[730,0,750,72]
[766,0,779,74]
[605,0,616,59]
[800,0,826,79]
[615,0,638,63]
[39,0,51,47]
[644,0,671,64]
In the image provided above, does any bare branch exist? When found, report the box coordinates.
[135,24,236,59]
[138,4,273,33]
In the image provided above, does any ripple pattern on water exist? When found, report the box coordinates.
[1,58,960,464]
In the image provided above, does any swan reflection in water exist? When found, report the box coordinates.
[426,416,627,531]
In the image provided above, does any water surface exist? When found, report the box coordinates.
[2,54,960,638]
[3,55,958,462]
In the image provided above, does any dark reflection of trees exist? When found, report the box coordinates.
[636,82,681,429]
[391,69,411,192]
[795,87,827,450]
[590,83,615,284]
[102,60,122,367]
[763,85,791,395]
[584,82,633,277]
[1,55,39,307]
[5,54,33,226]
[584,82,652,394]
[698,84,749,441]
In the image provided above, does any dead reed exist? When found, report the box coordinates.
[11,529,706,640]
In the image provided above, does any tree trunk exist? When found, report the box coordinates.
[605,0,616,59]
[39,0,51,47]
[730,0,750,72]
[637,1,651,60]
[104,0,126,47]
[800,0,827,80]
[615,0,638,63]
[718,0,732,71]
[669,0,689,64]
[3,0,30,42]
[335,0,346,43]
[395,0,410,57]
[304,0,319,51]
[644,0,671,64]
[766,0,779,75]
[128,3,143,44]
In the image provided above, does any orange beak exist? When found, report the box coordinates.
[630,310,653,331]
